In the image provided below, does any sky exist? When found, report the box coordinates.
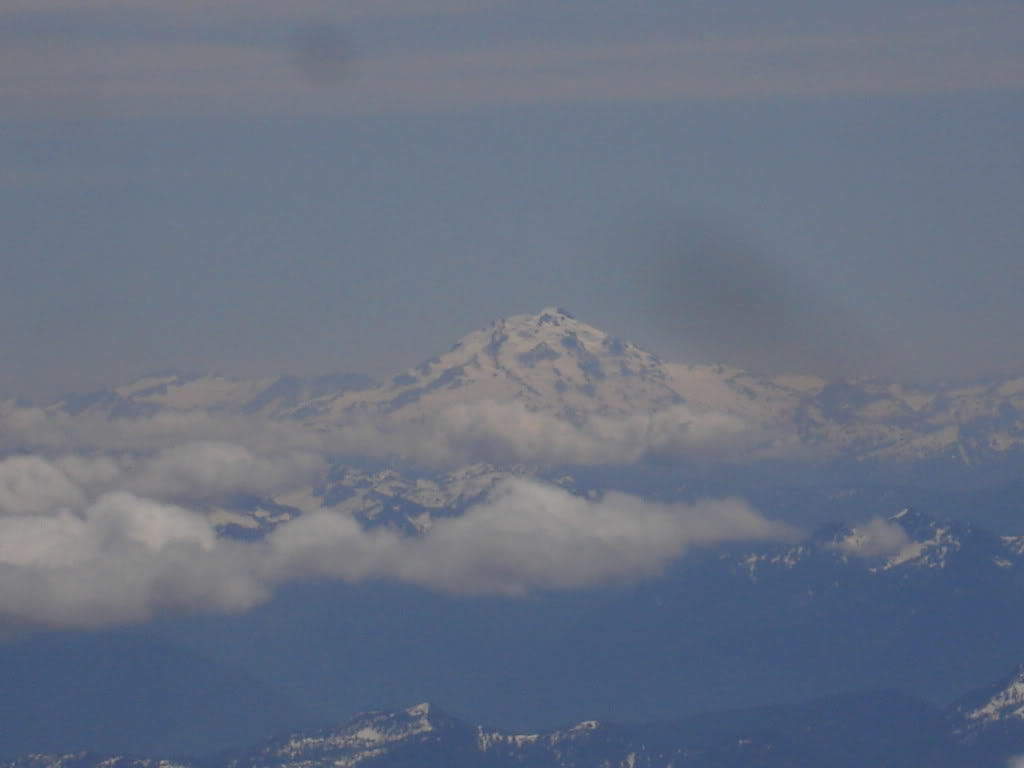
[2,0,1023,401]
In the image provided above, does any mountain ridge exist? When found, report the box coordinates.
[17,675,1024,768]
[26,307,1024,471]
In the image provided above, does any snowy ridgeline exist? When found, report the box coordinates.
[14,674,1024,768]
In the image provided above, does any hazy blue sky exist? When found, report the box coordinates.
[2,0,1023,400]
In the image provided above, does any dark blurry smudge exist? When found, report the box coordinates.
[636,216,885,377]
[290,22,352,86]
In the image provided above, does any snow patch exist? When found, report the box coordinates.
[964,677,1024,724]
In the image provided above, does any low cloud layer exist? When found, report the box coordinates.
[0,434,323,509]
[284,480,795,596]
[0,398,801,630]
[335,400,800,467]
[0,404,322,457]
[0,398,793,468]
[0,449,795,630]
[375,400,765,466]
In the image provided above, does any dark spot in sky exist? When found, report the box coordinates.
[290,23,352,86]
[634,215,889,378]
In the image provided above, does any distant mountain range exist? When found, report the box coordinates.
[13,665,1024,768]
[51,370,376,419]
[29,307,1024,470]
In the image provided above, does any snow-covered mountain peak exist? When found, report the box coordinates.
[500,305,578,329]
[447,306,666,386]
[733,505,1024,584]
[823,509,976,570]
[315,308,683,419]
[887,507,939,537]
[877,510,1010,571]
[404,702,432,718]
[243,701,466,767]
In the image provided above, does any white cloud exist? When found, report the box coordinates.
[0,455,85,516]
[0,490,264,629]
[126,441,325,500]
[0,399,803,629]
[388,479,796,595]
[0,492,214,569]
[0,397,790,475]
[326,400,786,467]
[0,396,788,483]
[833,517,911,559]
[0,406,326,504]
[0,397,783,468]
[0,458,795,630]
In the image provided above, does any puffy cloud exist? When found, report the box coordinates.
[0,491,265,629]
[0,406,326,504]
[0,460,794,630]
[265,478,797,599]
[833,517,911,559]
[53,455,122,494]
[0,492,214,569]
[0,456,86,516]
[126,441,325,501]
[0,398,800,629]
[387,479,796,595]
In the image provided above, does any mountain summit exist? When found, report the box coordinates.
[307,307,685,420]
